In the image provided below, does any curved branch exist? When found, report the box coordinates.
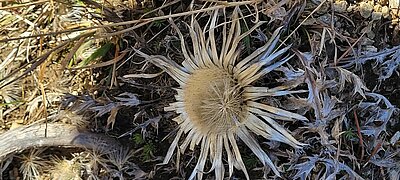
[0,123,120,161]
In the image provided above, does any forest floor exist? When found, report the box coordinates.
[0,0,400,179]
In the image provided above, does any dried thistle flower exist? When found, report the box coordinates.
[140,8,307,179]
[49,157,81,180]
[19,148,47,180]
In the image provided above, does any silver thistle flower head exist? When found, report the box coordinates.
[139,7,307,179]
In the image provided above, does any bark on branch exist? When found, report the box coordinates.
[0,123,120,161]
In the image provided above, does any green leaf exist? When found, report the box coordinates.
[78,42,113,67]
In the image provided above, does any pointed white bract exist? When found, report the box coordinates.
[143,7,307,179]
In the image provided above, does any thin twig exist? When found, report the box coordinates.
[336,31,366,65]
[364,140,382,166]
[110,39,120,88]
[353,109,364,161]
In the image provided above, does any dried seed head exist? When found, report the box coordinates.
[183,67,247,135]
[142,7,308,179]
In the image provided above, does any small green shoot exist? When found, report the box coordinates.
[142,143,154,161]
[343,128,358,141]
[131,133,155,161]
[132,133,145,145]
[153,20,166,28]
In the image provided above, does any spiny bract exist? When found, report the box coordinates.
[139,7,308,180]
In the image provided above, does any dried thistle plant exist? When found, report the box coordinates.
[18,148,47,180]
[106,147,146,179]
[139,7,307,179]
[49,157,81,180]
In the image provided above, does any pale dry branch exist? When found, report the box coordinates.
[0,123,120,161]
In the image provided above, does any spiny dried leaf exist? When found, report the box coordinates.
[114,92,140,107]
[336,67,369,98]
[390,131,400,145]
[359,93,397,137]
[291,156,319,180]
[341,45,400,80]
[91,93,140,117]
[322,159,364,180]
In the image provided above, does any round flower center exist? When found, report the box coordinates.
[183,67,247,135]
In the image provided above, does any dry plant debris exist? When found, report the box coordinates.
[0,0,399,179]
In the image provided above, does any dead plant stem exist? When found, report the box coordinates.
[353,109,364,161]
